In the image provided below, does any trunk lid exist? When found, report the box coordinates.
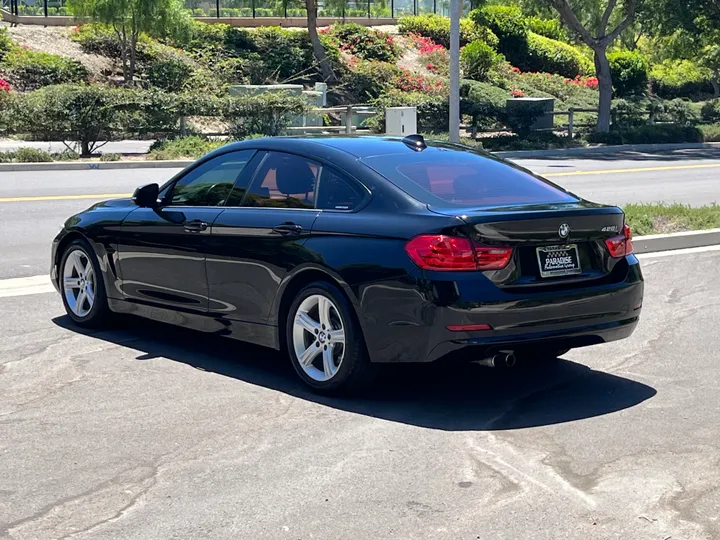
[431,202,628,290]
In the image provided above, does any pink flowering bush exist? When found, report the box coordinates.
[325,23,399,62]
[0,78,10,93]
[394,69,447,95]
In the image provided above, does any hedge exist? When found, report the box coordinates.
[460,79,509,129]
[398,14,499,50]
[0,85,310,156]
[608,50,649,97]
[524,33,593,78]
[650,59,714,100]
[1,48,89,91]
[586,124,704,145]
[461,41,505,82]
[470,5,528,62]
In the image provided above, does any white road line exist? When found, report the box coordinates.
[0,275,55,298]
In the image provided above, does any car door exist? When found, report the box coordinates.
[116,149,257,311]
[205,151,322,326]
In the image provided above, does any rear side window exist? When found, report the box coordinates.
[316,168,367,211]
[363,149,577,207]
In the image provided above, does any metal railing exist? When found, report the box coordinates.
[2,0,472,18]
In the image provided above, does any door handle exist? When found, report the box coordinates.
[272,222,303,236]
[184,220,208,233]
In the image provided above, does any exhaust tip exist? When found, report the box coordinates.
[505,352,516,368]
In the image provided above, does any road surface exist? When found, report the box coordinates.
[1,149,719,280]
[1,245,719,539]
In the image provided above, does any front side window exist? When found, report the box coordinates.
[169,150,255,207]
[243,152,320,209]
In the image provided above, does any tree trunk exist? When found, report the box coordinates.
[305,0,336,83]
[80,139,91,158]
[594,47,613,133]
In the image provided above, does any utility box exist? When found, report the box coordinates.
[506,97,555,131]
[385,107,417,136]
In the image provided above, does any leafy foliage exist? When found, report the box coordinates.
[650,59,713,100]
[586,124,704,145]
[525,33,594,78]
[142,46,195,92]
[701,99,720,123]
[526,16,569,42]
[461,40,505,82]
[608,50,649,97]
[460,79,509,129]
[398,14,499,49]
[341,60,401,102]
[1,48,89,91]
[323,24,399,62]
[148,135,226,159]
[471,5,529,61]
[0,27,13,61]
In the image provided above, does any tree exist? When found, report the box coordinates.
[68,0,191,85]
[305,0,336,83]
[546,0,640,132]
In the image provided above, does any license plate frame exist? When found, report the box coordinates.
[536,244,582,278]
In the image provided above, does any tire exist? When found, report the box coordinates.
[285,281,376,395]
[59,238,111,327]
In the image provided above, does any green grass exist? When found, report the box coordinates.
[623,203,720,236]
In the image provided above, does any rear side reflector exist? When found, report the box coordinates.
[606,224,634,258]
[405,235,513,271]
[447,324,493,332]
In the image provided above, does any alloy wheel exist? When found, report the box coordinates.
[63,249,96,318]
[292,294,346,382]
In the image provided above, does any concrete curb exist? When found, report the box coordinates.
[634,228,720,254]
[0,160,193,172]
[495,142,720,159]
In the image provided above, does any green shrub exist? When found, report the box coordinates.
[481,132,575,151]
[13,147,54,162]
[608,50,649,97]
[701,100,720,123]
[460,79,509,129]
[398,14,498,49]
[526,16,568,42]
[250,27,314,82]
[213,56,272,85]
[325,23,399,62]
[516,71,598,101]
[100,152,121,161]
[148,135,225,160]
[2,48,89,91]
[525,33,593,78]
[70,24,123,58]
[586,124,704,145]
[0,27,13,61]
[650,59,713,100]
[665,98,698,125]
[700,123,720,142]
[471,5,528,61]
[343,60,401,102]
[422,48,450,77]
[461,40,505,82]
[223,91,310,138]
[143,50,195,92]
[369,90,449,133]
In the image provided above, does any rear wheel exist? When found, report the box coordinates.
[286,282,375,394]
[59,239,110,327]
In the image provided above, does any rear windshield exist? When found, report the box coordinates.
[362,148,577,207]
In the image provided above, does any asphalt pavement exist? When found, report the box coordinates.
[1,246,719,539]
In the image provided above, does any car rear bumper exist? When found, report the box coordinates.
[361,257,643,363]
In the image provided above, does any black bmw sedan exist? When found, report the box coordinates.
[51,136,643,394]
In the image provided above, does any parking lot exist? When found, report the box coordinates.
[2,157,720,539]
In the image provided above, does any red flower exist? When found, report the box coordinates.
[0,79,10,93]
[510,88,525,98]
[511,66,521,73]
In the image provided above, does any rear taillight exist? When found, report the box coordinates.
[405,235,513,271]
[605,224,634,258]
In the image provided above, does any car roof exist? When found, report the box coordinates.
[209,136,488,160]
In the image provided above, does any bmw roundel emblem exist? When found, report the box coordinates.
[558,223,570,239]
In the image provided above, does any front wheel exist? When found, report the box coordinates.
[286,282,376,395]
[59,239,110,327]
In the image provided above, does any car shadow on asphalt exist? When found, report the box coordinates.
[53,315,657,432]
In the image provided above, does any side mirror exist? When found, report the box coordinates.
[132,183,160,208]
